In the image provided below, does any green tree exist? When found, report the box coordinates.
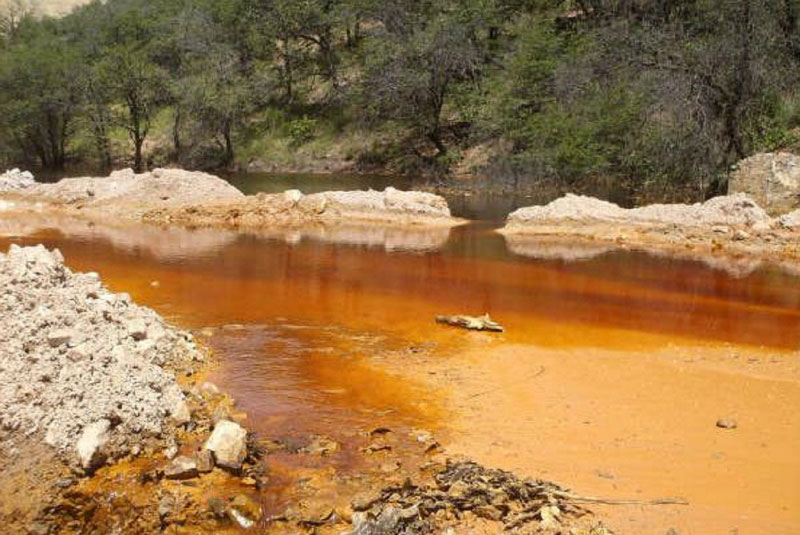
[0,25,82,169]
[99,47,165,172]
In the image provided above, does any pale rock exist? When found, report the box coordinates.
[204,420,248,470]
[195,448,214,473]
[76,419,110,470]
[729,152,800,215]
[284,189,303,203]
[47,329,74,348]
[164,455,198,480]
[170,399,191,425]
[126,318,147,340]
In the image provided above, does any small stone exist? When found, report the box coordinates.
[716,418,738,429]
[204,420,248,471]
[303,435,339,456]
[712,225,730,234]
[66,345,90,362]
[200,382,220,397]
[150,280,160,287]
[76,419,110,471]
[241,476,257,486]
[227,494,262,529]
[164,443,179,460]
[126,319,147,341]
[164,456,198,480]
[170,399,191,426]
[732,229,750,241]
[207,496,227,518]
[351,494,379,512]
[47,329,74,348]
[195,448,214,473]
[55,477,76,489]
[284,189,303,203]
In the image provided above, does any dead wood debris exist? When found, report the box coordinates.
[435,314,504,332]
[351,460,609,535]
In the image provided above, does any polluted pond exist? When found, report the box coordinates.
[0,245,647,535]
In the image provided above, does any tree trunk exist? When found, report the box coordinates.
[133,135,144,173]
[428,130,447,156]
[222,119,234,167]
[172,106,182,161]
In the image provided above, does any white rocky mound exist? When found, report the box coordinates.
[311,187,452,218]
[505,193,772,228]
[25,167,244,208]
[0,245,201,469]
[0,168,35,192]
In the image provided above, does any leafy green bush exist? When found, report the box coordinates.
[287,116,317,146]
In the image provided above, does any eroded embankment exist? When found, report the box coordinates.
[501,193,800,266]
[0,168,463,230]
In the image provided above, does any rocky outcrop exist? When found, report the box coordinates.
[0,245,204,468]
[0,168,35,192]
[729,152,800,215]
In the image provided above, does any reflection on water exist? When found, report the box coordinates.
[2,212,798,455]
[223,171,568,222]
[1,216,798,350]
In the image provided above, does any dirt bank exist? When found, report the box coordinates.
[1,168,464,229]
[501,193,800,265]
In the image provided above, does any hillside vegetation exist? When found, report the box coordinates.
[1,0,799,200]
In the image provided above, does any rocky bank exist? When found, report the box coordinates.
[501,193,800,266]
[0,245,263,534]
[0,168,463,229]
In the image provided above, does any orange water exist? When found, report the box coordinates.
[3,218,799,532]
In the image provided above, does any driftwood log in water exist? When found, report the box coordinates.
[435,314,504,332]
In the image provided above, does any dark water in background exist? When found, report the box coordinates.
[221,171,634,222]
[32,168,634,222]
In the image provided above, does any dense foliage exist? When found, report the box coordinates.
[1,0,799,198]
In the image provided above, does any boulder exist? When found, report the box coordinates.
[203,420,248,470]
[76,419,111,470]
[729,152,800,215]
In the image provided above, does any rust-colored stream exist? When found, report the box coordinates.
[1,216,799,534]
